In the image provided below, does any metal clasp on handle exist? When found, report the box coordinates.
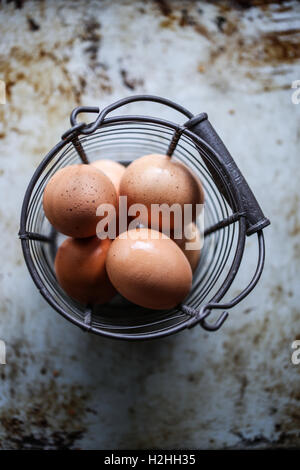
[185,230,265,331]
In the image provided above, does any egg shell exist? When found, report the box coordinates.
[172,222,202,272]
[106,228,192,310]
[91,159,125,197]
[119,154,204,230]
[55,236,116,305]
[43,164,117,238]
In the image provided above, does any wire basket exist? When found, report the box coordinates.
[19,95,270,340]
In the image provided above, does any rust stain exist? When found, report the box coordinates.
[153,0,299,91]
[286,194,300,237]
[154,0,172,17]
[270,284,285,303]
[1,411,85,450]
[120,69,144,91]
[0,10,114,158]
[0,338,89,450]
[194,22,212,40]
[79,18,102,66]
[158,6,212,39]
[7,0,26,9]
[27,17,40,32]
[230,430,300,449]
[205,10,299,89]
[216,0,293,10]
[238,31,300,67]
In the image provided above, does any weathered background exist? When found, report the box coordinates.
[0,0,300,449]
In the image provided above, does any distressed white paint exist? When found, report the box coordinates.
[0,0,299,450]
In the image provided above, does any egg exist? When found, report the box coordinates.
[119,154,204,231]
[55,236,116,305]
[106,228,192,310]
[43,164,117,238]
[91,159,125,197]
[172,222,202,272]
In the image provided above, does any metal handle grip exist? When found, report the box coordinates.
[188,114,270,236]
[184,230,266,331]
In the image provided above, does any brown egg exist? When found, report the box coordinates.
[43,164,117,238]
[106,228,192,310]
[119,154,204,230]
[55,236,116,305]
[91,159,125,197]
[172,222,202,272]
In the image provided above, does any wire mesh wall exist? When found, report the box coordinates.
[20,121,245,339]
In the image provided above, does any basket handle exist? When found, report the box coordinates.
[187,114,270,236]
[69,95,193,134]
[184,230,265,331]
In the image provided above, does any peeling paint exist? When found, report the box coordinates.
[0,0,299,450]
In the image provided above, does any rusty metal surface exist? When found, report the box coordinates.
[0,0,300,449]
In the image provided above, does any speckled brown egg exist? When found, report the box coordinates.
[43,164,117,238]
[106,227,192,310]
[91,159,125,197]
[172,222,202,272]
[55,236,116,305]
[119,154,204,230]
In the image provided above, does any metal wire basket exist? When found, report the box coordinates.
[19,95,270,340]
